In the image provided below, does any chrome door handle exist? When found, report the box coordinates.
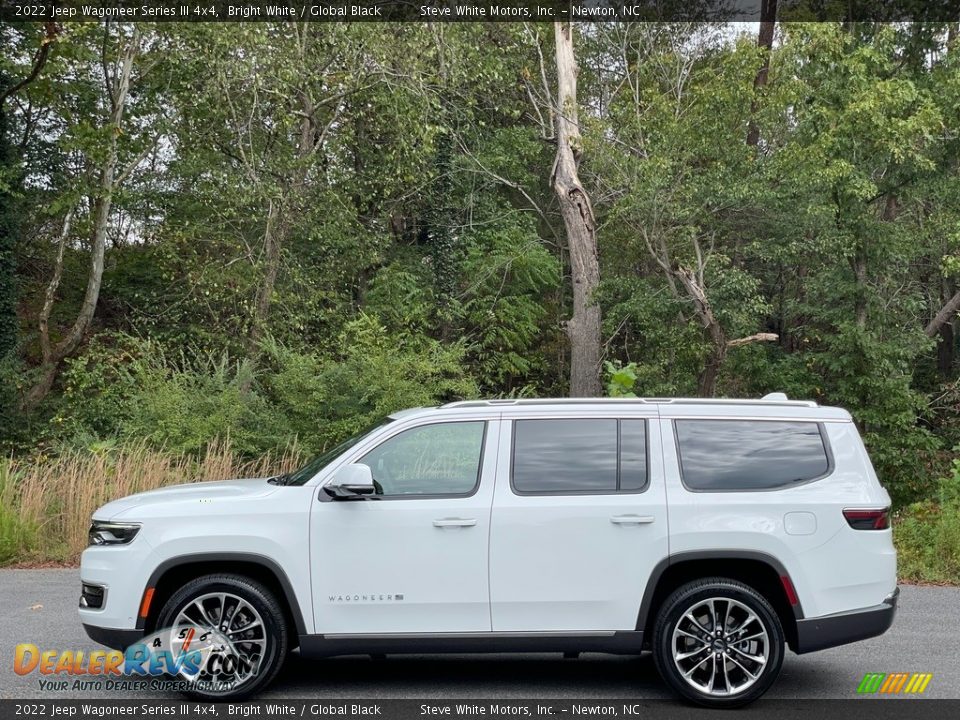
[610,515,655,525]
[433,518,477,528]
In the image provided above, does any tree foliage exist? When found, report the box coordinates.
[2,20,960,505]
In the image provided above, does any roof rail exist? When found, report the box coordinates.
[442,394,817,409]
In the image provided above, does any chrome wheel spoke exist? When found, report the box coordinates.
[216,593,228,626]
[676,645,710,661]
[682,611,712,635]
[734,610,760,634]
[727,653,760,680]
[227,619,262,636]
[681,653,712,679]
[729,645,766,665]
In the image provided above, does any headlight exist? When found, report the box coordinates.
[88,520,141,546]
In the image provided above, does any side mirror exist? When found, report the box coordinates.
[323,463,377,500]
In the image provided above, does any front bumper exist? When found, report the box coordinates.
[82,623,143,651]
[794,586,899,654]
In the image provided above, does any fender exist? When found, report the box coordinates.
[137,551,308,635]
[635,549,805,631]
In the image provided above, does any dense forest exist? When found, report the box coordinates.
[1,20,959,573]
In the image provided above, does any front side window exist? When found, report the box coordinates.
[512,419,648,494]
[675,419,830,491]
[359,421,486,497]
[283,419,392,486]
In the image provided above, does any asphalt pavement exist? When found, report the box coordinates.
[0,570,956,700]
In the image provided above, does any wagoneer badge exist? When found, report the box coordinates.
[328,594,404,602]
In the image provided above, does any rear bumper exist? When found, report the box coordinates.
[82,623,142,651]
[794,586,899,654]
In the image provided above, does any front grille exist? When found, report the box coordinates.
[80,583,105,609]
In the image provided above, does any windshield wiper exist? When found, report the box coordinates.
[268,473,291,486]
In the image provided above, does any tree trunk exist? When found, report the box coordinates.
[674,266,726,397]
[746,0,777,147]
[674,266,777,397]
[553,21,602,398]
[850,245,868,329]
[23,26,139,411]
[926,288,960,339]
[246,198,282,358]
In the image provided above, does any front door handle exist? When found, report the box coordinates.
[433,518,477,528]
[610,515,656,525]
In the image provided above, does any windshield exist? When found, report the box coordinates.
[280,419,393,486]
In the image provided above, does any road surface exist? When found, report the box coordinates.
[1,570,955,699]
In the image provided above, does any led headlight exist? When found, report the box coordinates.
[88,520,141,546]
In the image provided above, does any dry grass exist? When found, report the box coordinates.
[0,441,303,565]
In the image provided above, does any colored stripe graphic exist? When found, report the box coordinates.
[858,672,932,695]
[857,673,886,693]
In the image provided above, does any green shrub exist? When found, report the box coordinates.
[56,333,292,457]
[262,314,479,454]
[895,457,960,584]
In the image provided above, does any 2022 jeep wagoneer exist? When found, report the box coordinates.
[80,395,897,706]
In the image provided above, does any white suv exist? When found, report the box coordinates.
[80,395,898,707]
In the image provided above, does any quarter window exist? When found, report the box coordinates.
[674,420,830,491]
[359,421,486,497]
[512,419,649,494]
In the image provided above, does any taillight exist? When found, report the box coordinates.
[843,508,890,530]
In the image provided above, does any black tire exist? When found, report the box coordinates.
[155,573,289,701]
[652,577,784,708]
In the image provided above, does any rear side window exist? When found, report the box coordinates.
[512,419,648,494]
[675,420,830,491]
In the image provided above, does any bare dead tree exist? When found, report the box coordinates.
[552,21,602,397]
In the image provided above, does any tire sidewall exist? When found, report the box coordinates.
[156,575,288,701]
[653,580,784,708]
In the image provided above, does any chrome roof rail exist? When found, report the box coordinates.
[442,394,817,409]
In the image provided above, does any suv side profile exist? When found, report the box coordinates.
[80,395,897,707]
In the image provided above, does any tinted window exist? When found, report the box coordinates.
[620,420,649,491]
[675,420,829,491]
[512,419,648,494]
[360,421,486,497]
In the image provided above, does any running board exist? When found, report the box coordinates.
[298,630,645,658]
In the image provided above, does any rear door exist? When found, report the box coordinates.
[488,411,669,632]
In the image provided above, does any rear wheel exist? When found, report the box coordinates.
[652,578,784,708]
[155,574,288,700]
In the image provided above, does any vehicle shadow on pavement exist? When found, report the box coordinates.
[270,652,665,697]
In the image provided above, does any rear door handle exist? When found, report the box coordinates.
[610,515,655,525]
[433,518,477,528]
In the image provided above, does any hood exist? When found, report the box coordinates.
[94,478,281,520]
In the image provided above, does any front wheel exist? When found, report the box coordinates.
[652,578,784,708]
[155,573,289,700]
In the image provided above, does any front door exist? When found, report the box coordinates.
[311,418,497,634]
[489,413,669,632]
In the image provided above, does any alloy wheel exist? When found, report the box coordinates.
[670,596,770,697]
